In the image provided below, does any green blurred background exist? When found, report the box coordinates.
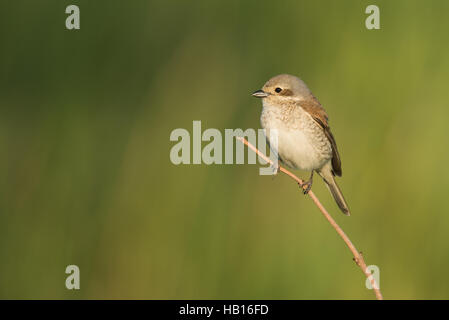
[1,0,449,299]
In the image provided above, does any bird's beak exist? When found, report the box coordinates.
[252,89,269,98]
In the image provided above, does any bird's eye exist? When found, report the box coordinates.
[275,87,282,93]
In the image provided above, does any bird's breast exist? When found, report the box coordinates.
[260,103,332,170]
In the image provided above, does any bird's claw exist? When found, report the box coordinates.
[299,180,312,194]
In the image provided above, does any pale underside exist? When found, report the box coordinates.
[260,101,333,171]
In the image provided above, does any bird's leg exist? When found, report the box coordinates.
[299,170,314,194]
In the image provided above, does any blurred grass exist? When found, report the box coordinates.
[1,0,449,299]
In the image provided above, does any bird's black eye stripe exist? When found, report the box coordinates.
[275,87,282,93]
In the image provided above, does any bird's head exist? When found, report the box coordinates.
[252,74,312,103]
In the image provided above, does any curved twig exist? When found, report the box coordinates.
[237,136,383,300]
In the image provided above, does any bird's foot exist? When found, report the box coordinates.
[299,180,313,194]
[298,171,314,194]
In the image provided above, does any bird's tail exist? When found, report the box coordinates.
[318,163,350,216]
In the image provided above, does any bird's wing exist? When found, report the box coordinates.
[298,96,342,177]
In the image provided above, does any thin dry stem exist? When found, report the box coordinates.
[237,136,383,300]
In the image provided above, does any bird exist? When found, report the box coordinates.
[252,74,350,215]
